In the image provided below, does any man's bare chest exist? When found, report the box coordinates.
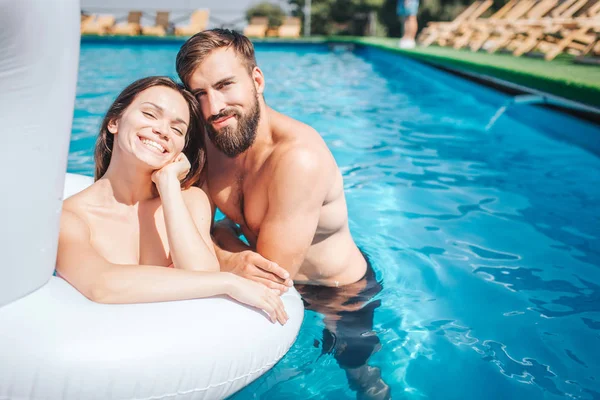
[208,173,268,239]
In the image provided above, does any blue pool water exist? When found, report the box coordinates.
[72,41,600,399]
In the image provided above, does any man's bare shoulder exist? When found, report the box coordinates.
[268,112,336,191]
[269,109,327,149]
[269,110,331,152]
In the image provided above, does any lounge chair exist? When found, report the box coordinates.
[174,10,210,36]
[243,17,269,38]
[453,0,547,50]
[81,14,94,33]
[489,0,597,57]
[466,0,563,53]
[81,13,93,29]
[278,17,302,38]
[463,0,538,51]
[538,0,600,60]
[81,14,115,35]
[417,1,493,47]
[142,11,170,36]
[507,0,592,56]
[112,11,142,36]
[543,22,600,60]
[482,0,563,53]
[451,0,521,49]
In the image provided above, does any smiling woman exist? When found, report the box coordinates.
[56,75,291,315]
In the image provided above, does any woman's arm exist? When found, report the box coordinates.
[160,179,219,272]
[154,155,219,272]
[56,210,288,324]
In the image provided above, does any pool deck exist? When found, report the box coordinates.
[81,34,600,110]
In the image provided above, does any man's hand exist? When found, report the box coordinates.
[222,250,293,293]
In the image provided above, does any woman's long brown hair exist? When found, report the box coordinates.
[94,76,206,189]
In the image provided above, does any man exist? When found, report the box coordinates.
[176,29,390,400]
[398,0,419,49]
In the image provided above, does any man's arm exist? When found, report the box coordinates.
[202,183,293,291]
[212,218,252,254]
[212,217,293,291]
[256,147,331,278]
[211,218,253,270]
[198,181,255,258]
[197,181,248,262]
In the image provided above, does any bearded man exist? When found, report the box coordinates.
[176,29,390,400]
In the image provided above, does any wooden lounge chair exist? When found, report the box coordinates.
[467,0,563,53]
[493,0,597,57]
[81,13,94,31]
[543,22,600,60]
[174,10,210,36]
[508,0,593,56]
[483,0,563,53]
[142,11,170,36]
[278,17,302,38]
[451,0,521,49]
[112,11,142,36]
[81,14,115,35]
[539,0,600,60]
[418,1,484,46]
[418,1,493,47]
[243,17,269,38]
[81,14,94,33]
[464,0,538,51]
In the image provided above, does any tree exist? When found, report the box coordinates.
[246,2,286,28]
[288,0,510,37]
[288,0,384,35]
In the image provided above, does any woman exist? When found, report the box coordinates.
[56,76,287,325]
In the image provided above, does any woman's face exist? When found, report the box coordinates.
[108,86,190,170]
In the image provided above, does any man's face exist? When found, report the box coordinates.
[188,48,261,158]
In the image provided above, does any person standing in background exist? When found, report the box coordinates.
[397,0,419,49]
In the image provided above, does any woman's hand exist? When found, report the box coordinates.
[227,274,289,325]
[152,153,191,190]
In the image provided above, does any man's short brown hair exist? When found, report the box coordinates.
[176,29,257,87]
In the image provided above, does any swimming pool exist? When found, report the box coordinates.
[71,41,600,399]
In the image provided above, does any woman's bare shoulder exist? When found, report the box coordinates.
[181,185,211,207]
[62,182,103,221]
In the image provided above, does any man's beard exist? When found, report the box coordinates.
[205,96,260,158]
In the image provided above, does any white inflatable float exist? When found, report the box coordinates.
[0,1,303,399]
